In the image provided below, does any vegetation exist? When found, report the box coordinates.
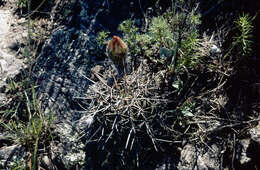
[92,0,258,168]
[0,1,53,169]
[17,0,52,19]
[0,0,258,169]
[233,14,255,57]
[0,77,55,169]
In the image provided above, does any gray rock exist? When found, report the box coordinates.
[33,26,94,168]
[178,144,196,169]
[33,0,150,168]
[238,139,251,165]
[0,1,26,104]
[178,144,220,170]
[210,44,221,54]
[249,122,260,144]
[0,145,26,169]
[0,59,8,73]
[0,93,7,103]
[41,155,56,170]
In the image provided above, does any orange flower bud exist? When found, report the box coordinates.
[107,36,128,69]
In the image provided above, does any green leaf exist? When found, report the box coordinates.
[181,109,194,117]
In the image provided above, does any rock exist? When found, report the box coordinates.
[210,44,221,54]
[0,145,25,169]
[0,1,27,103]
[234,138,260,169]
[41,155,55,170]
[178,144,221,170]
[33,27,92,168]
[0,51,23,79]
[0,59,8,73]
[33,0,156,169]
[238,139,251,165]
[249,121,260,144]
[178,144,196,170]
[0,93,7,103]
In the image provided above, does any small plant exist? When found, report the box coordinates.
[1,79,54,170]
[178,31,200,70]
[10,158,27,170]
[233,13,254,57]
[117,2,202,73]
[0,0,53,164]
[96,31,109,47]
[17,0,27,9]
[118,19,140,56]
[148,16,173,47]
[16,0,51,20]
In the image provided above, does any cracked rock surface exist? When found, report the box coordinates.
[0,0,26,104]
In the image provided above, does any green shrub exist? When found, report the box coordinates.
[118,20,140,55]
[96,31,109,47]
[117,3,202,73]
[233,13,254,57]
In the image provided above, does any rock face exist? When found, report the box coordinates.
[34,27,94,168]
[178,144,221,170]
[33,0,157,168]
[0,1,26,104]
[0,145,25,168]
